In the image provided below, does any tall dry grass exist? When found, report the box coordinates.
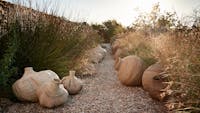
[112,31,156,67]
[112,28,200,111]
[111,3,200,111]
[151,28,200,110]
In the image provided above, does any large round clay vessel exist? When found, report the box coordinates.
[113,48,122,60]
[142,63,168,101]
[36,79,69,108]
[117,55,145,86]
[12,67,38,102]
[114,57,122,71]
[12,67,59,102]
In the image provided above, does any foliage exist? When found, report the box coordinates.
[92,20,125,43]
[111,3,200,111]
[129,42,157,67]
[113,32,157,67]
[0,22,19,98]
[132,3,178,35]
[152,29,200,111]
[131,3,200,111]
[0,6,100,98]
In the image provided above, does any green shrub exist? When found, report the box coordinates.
[0,21,19,98]
[129,42,157,67]
[92,20,125,43]
[114,32,157,67]
[0,12,100,98]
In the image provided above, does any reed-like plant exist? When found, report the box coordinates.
[0,1,100,98]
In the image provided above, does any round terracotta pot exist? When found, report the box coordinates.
[117,55,145,86]
[142,63,168,101]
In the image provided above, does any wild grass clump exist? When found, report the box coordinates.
[0,1,100,98]
[111,3,200,111]
[112,32,157,67]
[151,28,200,110]
[125,32,157,66]
[114,26,200,111]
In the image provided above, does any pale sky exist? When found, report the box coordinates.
[8,0,200,26]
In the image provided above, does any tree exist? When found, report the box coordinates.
[92,20,125,43]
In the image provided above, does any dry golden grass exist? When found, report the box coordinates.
[151,29,200,110]
[112,27,200,111]
[112,31,156,67]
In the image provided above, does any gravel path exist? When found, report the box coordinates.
[5,44,168,113]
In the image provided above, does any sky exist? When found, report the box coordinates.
[7,0,200,26]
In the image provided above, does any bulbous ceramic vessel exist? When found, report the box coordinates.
[12,67,59,102]
[142,63,171,101]
[36,79,69,108]
[62,71,83,95]
[117,55,145,86]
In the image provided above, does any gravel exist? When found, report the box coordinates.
[3,44,168,113]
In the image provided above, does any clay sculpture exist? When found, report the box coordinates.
[86,45,107,64]
[114,57,122,71]
[62,71,83,95]
[12,67,59,102]
[142,63,172,101]
[36,79,69,108]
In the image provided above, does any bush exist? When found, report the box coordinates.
[151,30,200,110]
[0,22,19,98]
[112,32,157,67]
[92,20,125,43]
[128,39,157,67]
[0,7,100,98]
[112,4,200,110]
[127,4,200,110]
